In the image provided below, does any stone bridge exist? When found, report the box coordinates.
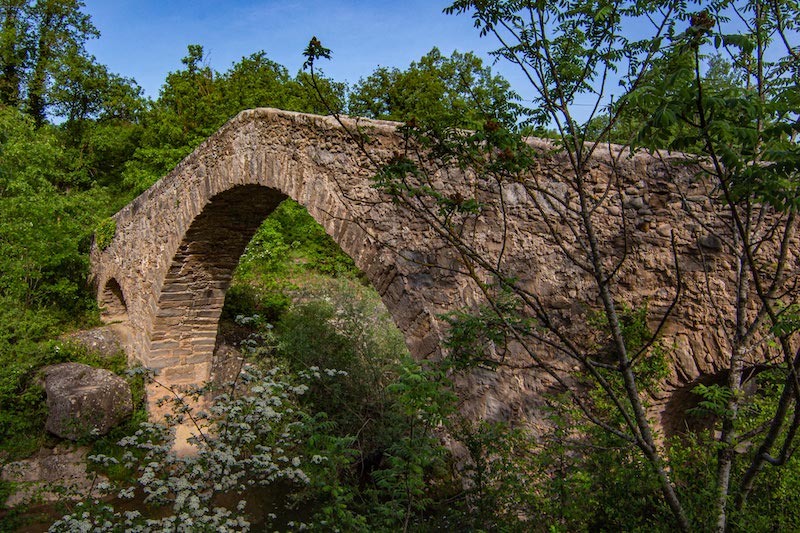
[90,108,793,425]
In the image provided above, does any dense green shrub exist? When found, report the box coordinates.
[221,283,290,325]
[94,217,116,250]
[268,199,359,277]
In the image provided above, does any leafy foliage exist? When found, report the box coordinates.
[94,217,116,251]
[0,0,100,124]
[349,47,519,129]
[0,106,67,195]
[120,45,346,194]
[51,365,317,532]
[304,0,800,530]
[0,0,798,530]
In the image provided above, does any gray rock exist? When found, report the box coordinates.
[698,234,723,251]
[1,445,107,507]
[63,325,125,359]
[41,363,133,440]
[625,196,646,210]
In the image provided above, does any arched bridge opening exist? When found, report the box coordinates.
[90,110,452,399]
[147,185,288,385]
[100,278,129,323]
[89,108,770,427]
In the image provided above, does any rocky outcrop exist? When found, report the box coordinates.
[41,363,132,440]
[62,324,129,359]
[1,445,107,507]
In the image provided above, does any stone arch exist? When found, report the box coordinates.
[89,110,455,394]
[661,365,767,439]
[100,278,129,322]
[90,108,780,423]
[147,185,288,383]
[144,179,439,389]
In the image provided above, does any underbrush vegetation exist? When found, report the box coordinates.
[0,340,145,461]
[7,196,800,532]
[39,200,539,531]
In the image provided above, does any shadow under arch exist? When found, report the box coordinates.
[101,278,129,323]
[90,110,464,404]
[662,365,768,440]
[147,184,289,383]
[144,178,435,394]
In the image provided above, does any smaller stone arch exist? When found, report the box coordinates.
[662,365,767,439]
[100,278,129,323]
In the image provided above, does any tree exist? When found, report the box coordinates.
[121,45,347,193]
[27,0,97,124]
[49,45,145,187]
[1,1,145,189]
[219,50,293,115]
[0,0,98,124]
[629,2,800,528]
[303,0,799,529]
[0,104,64,195]
[49,44,142,125]
[0,0,27,106]
[118,44,226,193]
[348,47,519,129]
[0,0,106,125]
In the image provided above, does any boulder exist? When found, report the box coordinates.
[63,325,125,359]
[698,233,723,251]
[41,363,133,440]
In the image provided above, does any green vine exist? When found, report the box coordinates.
[95,218,116,250]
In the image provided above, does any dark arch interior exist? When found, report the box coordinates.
[165,184,288,292]
[148,181,423,383]
[211,195,384,374]
[101,278,129,322]
[662,365,769,439]
[148,185,288,368]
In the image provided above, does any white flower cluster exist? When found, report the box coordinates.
[50,365,331,532]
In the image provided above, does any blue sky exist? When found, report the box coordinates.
[77,2,779,127]
[80,0,524,101]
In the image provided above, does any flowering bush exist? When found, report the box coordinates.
[50,364,335,532]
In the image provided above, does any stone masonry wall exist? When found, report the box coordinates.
[90,108,799,428]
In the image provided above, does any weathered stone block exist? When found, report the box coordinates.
[41,363,133,440]
[147,353,183,369]
[161,362,212,385]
